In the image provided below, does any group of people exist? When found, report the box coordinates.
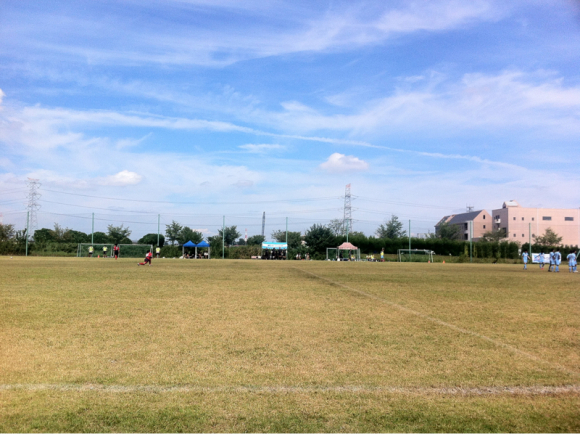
[261,249,287,260]
[521,249,577,273]
[87,244,121,259]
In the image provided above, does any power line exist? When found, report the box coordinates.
[40,188,341,205]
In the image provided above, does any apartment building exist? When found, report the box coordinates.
[492,200,580,246]
[435,210,492,241]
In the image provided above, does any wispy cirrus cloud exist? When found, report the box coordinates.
[239,144,285,153]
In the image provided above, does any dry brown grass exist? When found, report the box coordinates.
[0,257,578,432]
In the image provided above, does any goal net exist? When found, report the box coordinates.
[77,243,153,258]
[398,249,434,262]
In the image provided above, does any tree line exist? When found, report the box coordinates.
[0,214,575,258]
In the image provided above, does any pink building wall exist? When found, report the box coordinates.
[492,201,580,246]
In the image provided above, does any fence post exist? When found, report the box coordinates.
[25,211,29,257]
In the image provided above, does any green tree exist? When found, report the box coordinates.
[328,219,345,236]
[376,216,406,239]
[33,228,54,243]
[0,223,16,241]
[92,232,110,243]
[165,220,183,245]
[52,223,67,242]
[218,225,241,247]
[480,228,507,242]
[63,229,89,243]
[271,230,302,249]
[246,234,265,246]
[535,227,562,245]
[179,227,204,245]
[138,233,165,247]
[107,224,132,243]
[304,224,336,258]
[434,222,462,240]
[236,238,246,246]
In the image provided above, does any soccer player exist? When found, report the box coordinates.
[548,249,555,272]
[88,245,94,258]
[155,246,161,259]
[554,248,562,273]
[567,250,577,273]
[138,250,153,266]
[113,243,120,260]
[102,245,108,258]
[521,250,529,270]
[538,251,545,270]
[381,248,384,262]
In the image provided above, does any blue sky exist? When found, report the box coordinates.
[1,0,579,239]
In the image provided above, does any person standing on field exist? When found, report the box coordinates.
[156,246,161,258]
[138,250,153,266]
[538,251,545,270]
[381,248,384,262]
[555,248,562,273]
[548,249,555,272]
[522,250,529,270]
[113,243,120,260]
[566,250,577,273]
[102,245,108,258]
[88,245,94,258]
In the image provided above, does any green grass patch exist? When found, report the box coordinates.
[0,257,578,432]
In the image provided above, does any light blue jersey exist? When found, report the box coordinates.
[567,253,577,265]
[555,251,561,264]
[549,252,555,264]
[522,252,528,263]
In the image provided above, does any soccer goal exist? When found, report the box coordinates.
[397,249,434,262]
[77,243,153,258]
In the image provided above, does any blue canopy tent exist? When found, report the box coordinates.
[182,240,196,257]
[196,240,210,259]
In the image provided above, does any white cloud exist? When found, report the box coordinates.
[233,179,254,188]
[99,170,143,186]
[239,144,285,153]
[319,153,369,173]
[0,89,5,105]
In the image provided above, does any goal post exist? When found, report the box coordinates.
[77,243,153,258]
[398,249,434,263]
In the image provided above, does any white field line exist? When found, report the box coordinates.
[1,384,579,396]
[295,268,580,378]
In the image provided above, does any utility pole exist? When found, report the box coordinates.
[157,214,160,246]
[91,213,94,244]
[469,221,473,263]
[222,216,225,259]
[261,212,266,238]
[285,217,288,245]
[25,211,29,257]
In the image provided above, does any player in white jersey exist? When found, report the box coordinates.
[538,251,545,270]
[548,249,555,272]
[567,250,577,273]
[521,250,529,270]
[554,249,561,273]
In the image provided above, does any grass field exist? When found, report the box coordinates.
[1,257,579,432]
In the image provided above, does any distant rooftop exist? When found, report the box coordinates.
[503,200,519,208]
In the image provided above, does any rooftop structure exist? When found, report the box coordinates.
[435,210,492,241]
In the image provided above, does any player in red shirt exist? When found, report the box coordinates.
[138,250,153,266]
[113,243,120,260]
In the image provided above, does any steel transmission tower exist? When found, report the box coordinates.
[26,178,41,238]
[343,183,352,234]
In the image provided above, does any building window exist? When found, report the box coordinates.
[483,225,486,229]
[513,217,516,220]
[532,217,534,221]
[521,217,524,221]
[532,234,535,238]
[483,215,486,219]
[522,234,525,237]
[513,233,516,237]
[565,217,574,221]
[543,216,551,221]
